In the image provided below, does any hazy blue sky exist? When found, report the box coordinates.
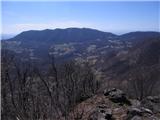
[1,1,159,35]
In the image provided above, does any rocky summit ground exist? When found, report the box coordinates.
[66,88,160,120]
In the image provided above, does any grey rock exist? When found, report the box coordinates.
[88,107,114,120]
[147,96,160,103]
[128,107,142,116]
[127,107,142,120]
[141,107,153,115]
[142,96,160,113]
[104,88,131,105]
[99,107,113,120]
[104,88,117,96]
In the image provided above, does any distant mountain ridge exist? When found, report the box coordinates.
[8,28,116,43]
[5,28,160,42]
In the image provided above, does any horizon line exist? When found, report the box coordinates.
[1,27,160,37]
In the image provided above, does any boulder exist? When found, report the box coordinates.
[126,107,156,120]
[127,107,143,116]
[141,107,153,115]
[104,88,117,96]
[104,88,131,105]
[126,107,142,120]
[103,109,112,120]
[88,106,114,120]
[142,96,160,113]
[146,96,160,103]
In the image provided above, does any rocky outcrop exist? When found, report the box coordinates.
[126,107,155,120]
[104,88,131,105]
[69,88,160,120]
